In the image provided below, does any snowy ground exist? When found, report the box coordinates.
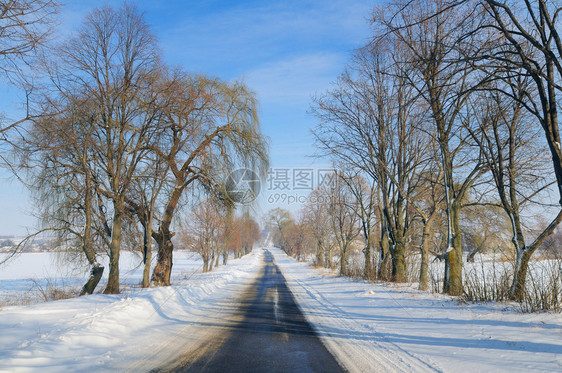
[1,247,561,372]
[0,250,263,372]
[269,247,562,373]
[0,251,205,305]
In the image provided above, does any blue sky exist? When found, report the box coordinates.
[0,0,377,235]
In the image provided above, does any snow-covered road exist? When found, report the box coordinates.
[270,247,562,373]
[161,250,343,372]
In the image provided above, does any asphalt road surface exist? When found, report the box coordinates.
[158,250,345,373]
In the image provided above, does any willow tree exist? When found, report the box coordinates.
[149,75,269,286]
[31,3,162,294]
[22,95,107,295]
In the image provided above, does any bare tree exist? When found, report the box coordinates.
[313,37,437,283]
[476,0,562,204]
[239,211,261,256]
[339,172,378,279]
[328,173,360,276]
[265,207,293,253]
[180,199,225,272]
[18,91,111,294]
[302,187,334,268]
[375,0,488,295]
[466,80,558,300]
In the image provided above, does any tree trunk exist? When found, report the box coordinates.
[419,246,429,291]
[364,244,372,280]
[378,229,390,280]
[80,264,104,295]
[222,251,228,265]
[511,249,532,302]
[142,214,154,288]
[316,239,324,267]
[152,236,174,285]
[445,201,463,296]
[509,210,562,301]
[151,182,184,286]
[142,249,152,288]
[340,245,348,275]
[104,204,123,294]
[419,214,436,291]
[392,241,407,282]
[80,174,101,295]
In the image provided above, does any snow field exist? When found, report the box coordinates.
[0,249,263,372]
[270,247,562,373]
[0,251,207,303]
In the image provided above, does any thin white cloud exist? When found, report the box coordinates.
[158,0,373,77]
[245,52,344,106]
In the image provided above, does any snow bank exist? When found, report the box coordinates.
[0,250,263,372]
[270,247,562,373]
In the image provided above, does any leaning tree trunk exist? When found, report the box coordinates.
[151,184,184,286]
[81,264,104,295]
[511,248,532,302]
[509,209,562,301]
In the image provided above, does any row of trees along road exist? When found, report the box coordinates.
[179,201,261,273]
[3,3,268,294]
[306,0,562,300]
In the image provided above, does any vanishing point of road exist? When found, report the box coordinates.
[155,250,345,373]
